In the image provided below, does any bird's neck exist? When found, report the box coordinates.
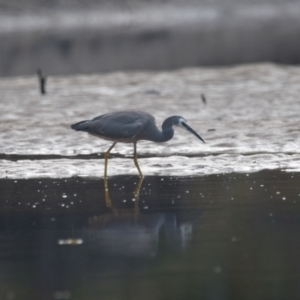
[146,127,173,142]
[159,117,175,142]
[143,117,175,142]
[158,128,174,142]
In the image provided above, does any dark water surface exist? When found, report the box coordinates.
[0,170,300,300]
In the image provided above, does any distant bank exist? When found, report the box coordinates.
[1,1,300,77]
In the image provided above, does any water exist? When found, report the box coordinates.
[1,170,300,300]
[1,64,300,299]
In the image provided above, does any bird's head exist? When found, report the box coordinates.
[175,117,205,143]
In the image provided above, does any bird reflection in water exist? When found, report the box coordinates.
[85,176,199,258]
[103,175,144,215]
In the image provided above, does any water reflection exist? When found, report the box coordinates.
[87,212,195,258]
[103,175,144,214]
[89,175,198,257]
[0,171,300,299]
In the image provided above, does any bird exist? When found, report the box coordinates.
[71,110,205,178]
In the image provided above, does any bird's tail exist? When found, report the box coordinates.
[71,120,91,131]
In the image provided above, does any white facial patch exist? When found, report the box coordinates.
[178,117,187,129]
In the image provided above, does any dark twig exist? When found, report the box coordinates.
[37,68,47,95]
[201,93,206,104]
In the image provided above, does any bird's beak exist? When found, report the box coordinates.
[181,122,205,143]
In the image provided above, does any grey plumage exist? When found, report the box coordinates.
[71,110,205,177]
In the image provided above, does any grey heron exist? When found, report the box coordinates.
[71,110,205,178]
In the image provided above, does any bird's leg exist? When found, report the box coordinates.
[103,142,117,212]
[104,142,117,178]
[132,143,143,213]
[133,142,143,178]
[132,142,143,213]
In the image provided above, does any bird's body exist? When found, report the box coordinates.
[71,110,177,143]
[71,110,204,177]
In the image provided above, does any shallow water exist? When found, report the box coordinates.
[1,170,300,300]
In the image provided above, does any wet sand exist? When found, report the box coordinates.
[1,63,300,178]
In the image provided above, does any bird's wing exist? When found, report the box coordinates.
[89,111,153,140]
